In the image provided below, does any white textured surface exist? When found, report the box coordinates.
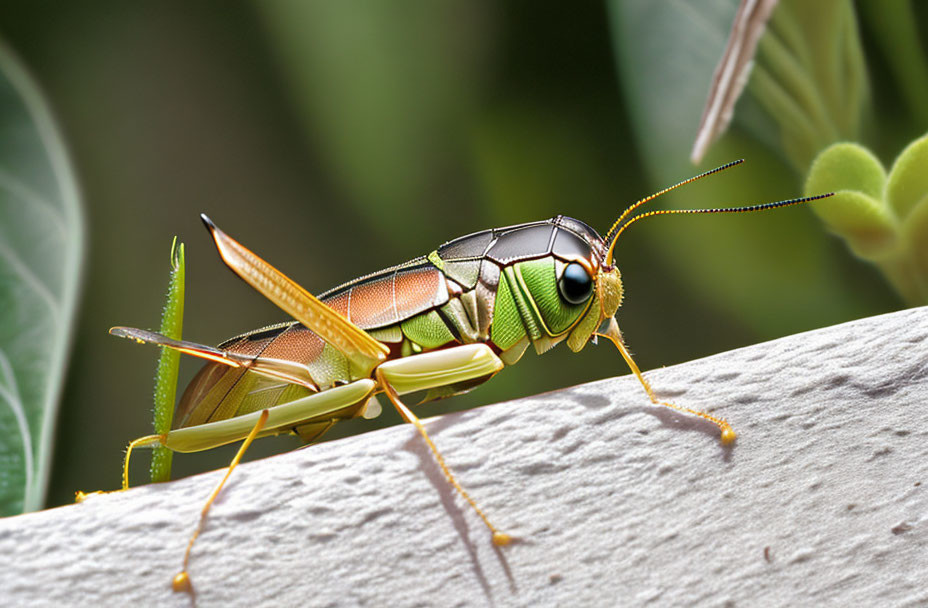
[2,308,927,607]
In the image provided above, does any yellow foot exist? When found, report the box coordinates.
[492,532,513,546]
[720,427,737,446]
[74,490,105,503]
[172,571,192,593]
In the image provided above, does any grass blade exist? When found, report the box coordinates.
[150,239,184,483]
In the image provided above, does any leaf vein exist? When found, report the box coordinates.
[0,168,67,238]
[0,356,34,502]
[0,239,60,317]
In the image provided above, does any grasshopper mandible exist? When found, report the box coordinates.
[111,160,831,591]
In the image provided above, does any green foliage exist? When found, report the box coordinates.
[150,240,185,484]
[608,0,875,335]
[804,144,893,258]
[610,0,928,324]
[806,135,928,303]
[886,135,928,220]
[257,0,488,236]
[857,0,928,131]
[749,0,869,170]
[0,44,83,515]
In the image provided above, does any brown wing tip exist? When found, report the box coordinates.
[109,326,154,346]
[200,213,237,266]
[109,325,170,346]
[109,326,133,338]
[200,213,217,233]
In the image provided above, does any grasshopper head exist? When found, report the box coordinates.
[491,216,623,356]
[558,210,626,352]
[565,262,623,352]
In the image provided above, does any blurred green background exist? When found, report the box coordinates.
[0,0,913,511]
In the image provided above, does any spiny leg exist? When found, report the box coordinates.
[123,434,165,490]
[173,408,270,593]
[75,434,163,502]
[598,318,736,445]
[375,368,511,547]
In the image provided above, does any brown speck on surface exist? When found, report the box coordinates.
[891,523,913,535]
[549,574,563,585]
[764,546,772,562]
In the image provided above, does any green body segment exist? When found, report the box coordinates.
[401,310,455,349]
[516,258,588,335]
[490,272,527,351]
[166,380,377,452]
[502,267,544,342]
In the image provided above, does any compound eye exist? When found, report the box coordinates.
[558,262,593,305]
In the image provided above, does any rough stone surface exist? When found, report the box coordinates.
[1,308,926,607]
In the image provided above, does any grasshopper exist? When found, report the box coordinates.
[111,160,830,591]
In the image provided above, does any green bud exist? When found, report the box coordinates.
[805,134,928,304]
[805,143,896,259]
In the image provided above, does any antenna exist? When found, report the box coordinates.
[603,159,744,248]
[603,162,833,265]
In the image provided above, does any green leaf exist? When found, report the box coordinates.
[902,195,928,302]
[804,142,886,200]
[888,132,928,303]
[0,44,83,515]
[807,191,896,259]
[903,194,928,283]
[804,143,896,259]
[150,240,184,484]
[885,132,928,221]
[802,134,928,304]
[748,0,869,170]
